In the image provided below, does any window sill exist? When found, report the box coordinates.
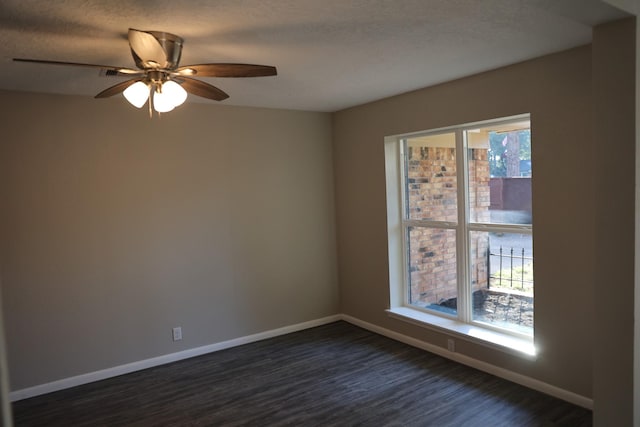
[386,307,536,359]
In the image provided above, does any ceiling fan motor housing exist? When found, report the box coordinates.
[130,30,183,70]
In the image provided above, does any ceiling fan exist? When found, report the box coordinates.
[13,28,277,114]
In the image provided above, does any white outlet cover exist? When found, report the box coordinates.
[172,327,182,341]
[447,338,455,352]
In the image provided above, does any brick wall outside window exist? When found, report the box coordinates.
[407,146,489,307]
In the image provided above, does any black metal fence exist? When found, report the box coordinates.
[487,246,533,290]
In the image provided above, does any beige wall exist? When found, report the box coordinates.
[0,92,338,390]
[593,18,636,427]
[333,45,600,398]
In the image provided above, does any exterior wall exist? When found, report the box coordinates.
[407,146,458,223]
[469,149,491,223]
[407,146,489,306]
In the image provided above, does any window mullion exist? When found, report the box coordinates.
[468,223,532,234]
[456,129,472,323]
[399,138,410,307]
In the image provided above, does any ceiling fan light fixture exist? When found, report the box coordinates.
[153,88,175,113]
[123,81,149,108]
[162,80,188,107]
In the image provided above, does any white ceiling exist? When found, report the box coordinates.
[0,0,628,112]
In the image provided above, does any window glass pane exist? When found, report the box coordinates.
[405,132,457,222]
[468,121,532,225]
[470,230,533,335]
[407,226,457,315]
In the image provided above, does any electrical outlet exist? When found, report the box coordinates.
[172,327,182,341]
[447,338,455,352]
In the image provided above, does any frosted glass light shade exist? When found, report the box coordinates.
[123,81,150,108]
[153,90,175,113]
[162,80,188,107]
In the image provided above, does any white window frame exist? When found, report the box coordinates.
[384,114,536,358]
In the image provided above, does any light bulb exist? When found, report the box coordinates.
[153,89,175,113]
[162,80,188,107]
[123,81,149,108]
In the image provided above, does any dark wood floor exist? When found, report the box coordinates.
[12,321,591,426]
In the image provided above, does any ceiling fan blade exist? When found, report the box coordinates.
[175,63,277,78]
[13,58,140,75]
[179,77,229,101]
[128,29,170,69]
[95,79,140,98]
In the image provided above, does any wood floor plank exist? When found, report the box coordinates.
[12,321,592,426]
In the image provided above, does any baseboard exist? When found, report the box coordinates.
[340,314,593,410]
[10,313,594,410]
[10,314,342,402]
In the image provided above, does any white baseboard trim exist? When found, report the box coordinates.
[10,313,594,410]
[10,314,342,402]
[340,314,593,410]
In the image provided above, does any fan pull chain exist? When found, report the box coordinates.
[148,87,153,118]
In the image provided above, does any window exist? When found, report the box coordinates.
[385,115,534,355]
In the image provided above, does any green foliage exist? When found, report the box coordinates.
[487,130,531,177]
[519,130,531,160]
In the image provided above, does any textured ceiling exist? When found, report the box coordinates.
[0,0,628,112]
